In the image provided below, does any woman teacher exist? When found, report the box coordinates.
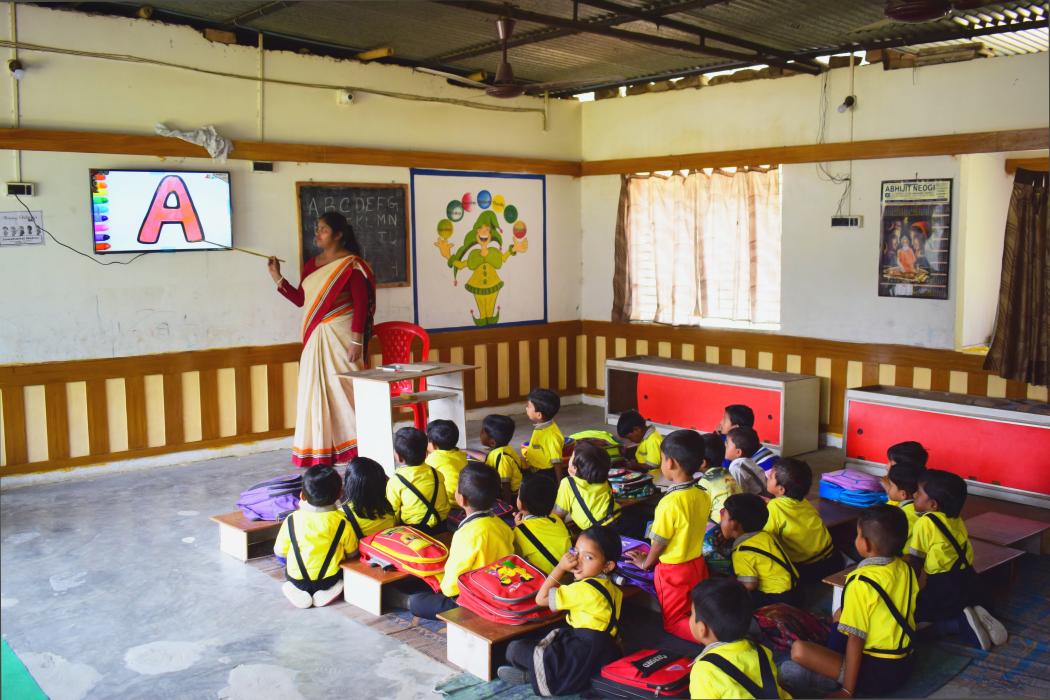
[268,212,376,467]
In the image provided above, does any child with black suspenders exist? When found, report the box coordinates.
[513,475,572,575]
[384,427,450,535]
[721,493,802,609]
[553,442,621,531]
[339,456,396,543]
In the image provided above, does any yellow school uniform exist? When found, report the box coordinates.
[690,639,791,699]
[649,483,711,563]
[440,511,515,597]
[839,557,917,659]
[339,501,397,538]
[486,445,524,492]
[551,576,622,633]
[909,511,973,575]
[731,530,798,594]
[764,497,834,565]
[523,420,564,471]
[635,427,664,477]
[426,448,469,503]
[513,514,572,574]
[697,467,742,523]
[385,464,451,529]
[274,504,356,581]
[555,475,621,528]
[888,499,920,554]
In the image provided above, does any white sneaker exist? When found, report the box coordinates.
[963,607,992,651]
[973,605,1008,647]
[312,580,344,607]
[282,582,314,609]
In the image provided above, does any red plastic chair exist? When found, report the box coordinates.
[371,321,431,430]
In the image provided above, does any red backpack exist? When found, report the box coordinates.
[591,649,693,698]
[456,554,560,625]
[359,526,448,592]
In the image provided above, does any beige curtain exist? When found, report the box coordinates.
[619,168,781,325]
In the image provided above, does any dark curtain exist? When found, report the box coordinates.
[611,175,631,322]
[984,168,1049,387]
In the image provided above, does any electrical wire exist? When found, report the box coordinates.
[13,193,148,265]
[815,69,853,217]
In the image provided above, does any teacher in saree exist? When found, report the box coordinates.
[268,212,376,468]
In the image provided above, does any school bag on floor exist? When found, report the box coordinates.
[455,554,560,625]
[609,469,655,500]
[752,603,832,652]
[819,468,889,508]
[567,430,626,463]
[359,526,448,592]
[611,536,657,596]
[446,500,516,529]
[236,473,302,521]
[590,649,693,698]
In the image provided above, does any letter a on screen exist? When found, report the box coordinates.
[137,175,205,244]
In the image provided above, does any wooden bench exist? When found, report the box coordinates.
[340,530,453,616]
[812,497,863,531]
[210,511,281,562]
[821,539,1026,611]
[966,511,1049,555]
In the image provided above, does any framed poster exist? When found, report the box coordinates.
[411,169,546,331]
[878,179,952,299]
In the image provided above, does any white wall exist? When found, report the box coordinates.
[0,4,582,363]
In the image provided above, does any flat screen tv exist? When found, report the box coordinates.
[90,169,232,254]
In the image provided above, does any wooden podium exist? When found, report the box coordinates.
[341,362,475,475]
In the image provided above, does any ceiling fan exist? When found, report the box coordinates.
[850,0,994,34]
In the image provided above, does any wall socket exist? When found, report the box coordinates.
[6,182,35,196]
[831,215,863,228]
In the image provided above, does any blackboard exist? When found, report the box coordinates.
[295,182,410,287]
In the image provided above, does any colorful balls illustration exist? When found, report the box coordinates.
[492,194,506,213]
[462,192,474,213]
[513,220,527,239]
[503,205,519,224]
[447,200,464,222]
[437,219,454,239]
[477,190,492,209]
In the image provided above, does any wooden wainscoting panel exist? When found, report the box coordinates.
[66,381,89,459]
[106,377,129,453]
[144,374,166,448]
[282,362,298,430]
[1,385,28,466]
[497,342,511,400]
[474,344,489,404]
[217,368,237,438]
[163,372,185,446]
[125,375,148,450]
[86,378,110,455]
[24,386,48,463]
[44,383,70,461]
[537,338,550,388]
[265,364,284,433]
[182,371,203,443]
[558,336,568,392]
[234,366,253,436]
[199,369,221,441]
[595,336,608,391]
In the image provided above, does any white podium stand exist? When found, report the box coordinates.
[341,363,475,475]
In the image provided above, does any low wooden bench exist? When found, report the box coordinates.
[966,511,1049,555]
[812,497,863,531]
[821,538,1026,611]
[339,530,453,616]
[210,511,281,562]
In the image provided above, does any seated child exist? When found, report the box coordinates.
[888,440,928,468]
[554,441,621,530]
[616,408,663,477]
[880,460,924,553]
[425,419,468,504]
[513,475,572,574]
[408,462,514,619]
[497,526,624,696]
[522,387,565,479]
[274,465,355,609]
[764,458,843,582]
[385,427,450,535]
[725,426,770,497]
[721,493,801,609]
[697,432,741,522]
[481,414,524,502]
[625,429,711,641]
[340,456,397,542]
[785,505,918,698]
[908,470,1007,650]
[689,578,790,699]
[716,403,780,470]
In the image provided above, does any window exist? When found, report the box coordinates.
[616,168,781,328]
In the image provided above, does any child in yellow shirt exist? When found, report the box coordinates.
[887,440,928,468]
[522,388,565,480]
[554,442,620,530]
[764,458,842,582]
[340,457,396,542]
[721,493,800,609]
[425,419,468,503]
[616,409,663,477]
[880,460,923,554]
[481,414,524,502]
[385,427,450,535]
[513,474,572,574]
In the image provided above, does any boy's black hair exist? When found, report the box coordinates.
[888,441,928,468]
[518,474,558,517]
[457,461,501,510]
[394,427,428,466]
[887,460,924,497]
[572,441,612,483]
[615,409,647,438]
[723,493,769,533]
[579,525,622,563]
[303,465,342,507]
[343,457,394,520]
[920,469,967,518]
[701,432,727,470]
[482,414,516,447]
[727,426,761,458]
[772,457,812,500]
[724,404,755,428]
[426,419,459,451]
[858,504,909,557]
[690,578,752,642]
[527,387,561,421]
[660,429,705,473]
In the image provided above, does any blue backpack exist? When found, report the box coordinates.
[236,473,302,521]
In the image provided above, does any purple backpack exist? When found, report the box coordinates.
[820,468,883,492]
[612,535,657,596]
[819,469,888,508]
[236,473,302,521]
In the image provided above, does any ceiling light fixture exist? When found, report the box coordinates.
[838,95,857,113]
[8,59,25,80]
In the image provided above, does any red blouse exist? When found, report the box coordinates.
[278,259,371,334]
